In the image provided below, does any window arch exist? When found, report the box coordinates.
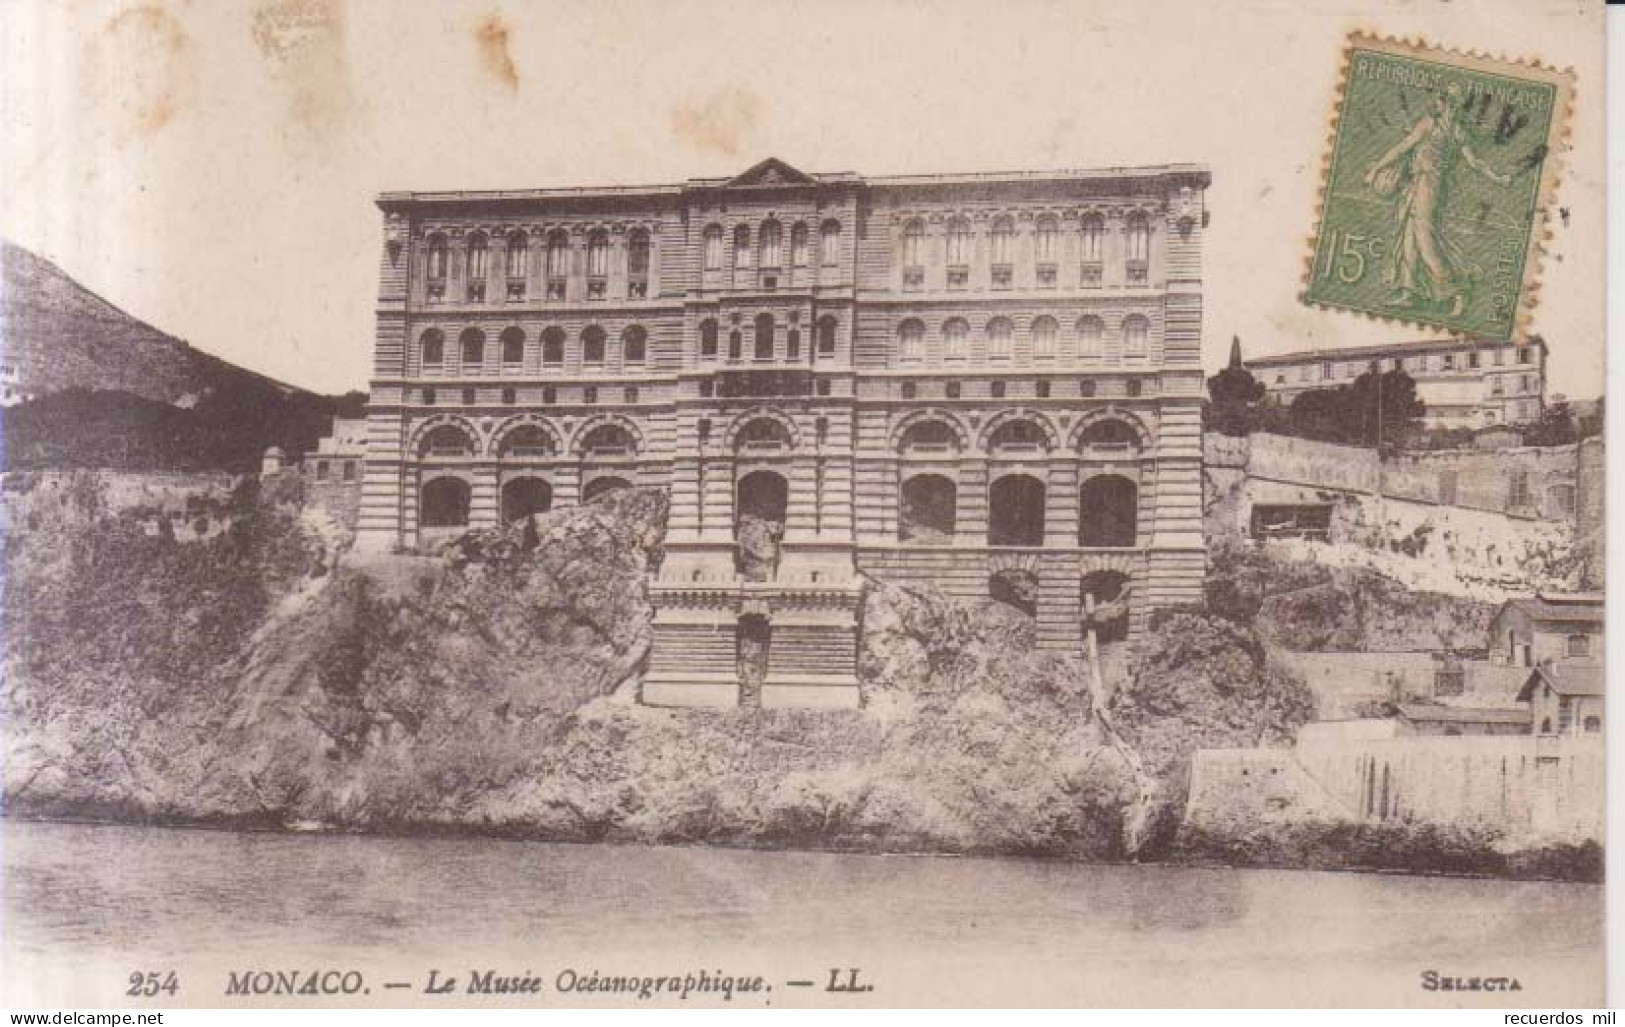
[899,418,961,455]
[901,219,925,268]
[1080,419,1140,454]
[501,478,552,523]
[420,477,471,528]
[989,418,1050,454]
[754,313,775,359]
[627,228,651,296]
[900,474,957,542]
[733,224,752,268]
[1080,213,1105,264]
[1032,316,1059,358]
[943,318,969,359]
[1078,316,1104,357]
[819,219,841,266]
[990,215,1015,265]
[759,220,783,267]
[582,326,607,364]
[898,318,925,361]
[703,224,724,270]
[459,327,485,366]
[988,474,1046,547]
[817,316,838,355]
[1035,215,1059,262]
[545,230,569,298]
[426,234,449,281]
[504,231,528,279]
[623,325,647,364]
[1126,212,1151,261]
[420,328,445,366]
[735,417,793,453]
[499,326,525,365]
[1123,314,1150,356]
[580,423,636,457]
[498,424,555,459]
[586,230,609,283]
[418,424,475,459]
[465,232,489,281]
[1080,475,1138,547]
[946,216,972,266]
[987,317,1014,358]
[699,318,719,358]
[541,327,565,365]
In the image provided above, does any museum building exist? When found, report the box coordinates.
[356,158,1211,709]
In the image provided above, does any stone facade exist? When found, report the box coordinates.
[1245,336,1547,429]
[356,158,1212,708]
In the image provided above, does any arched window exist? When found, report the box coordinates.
[703,224,724,270]
[581,424,636,457]
[1080,214,1104,263]
[418,424,474,459]
[1080,419,1140,455]
[582,477,632,503]
[943,318,969,359]
[1032,316,1059,358]
[420,328,445,366]
[817,316,838,355]
[1035,215,1059,262]
[465,233,488,300]
[426,234,449,281]
[499,424,554,459]
[1125,212,1151,283]
[729,329,743,360]
[735,417,793,453]
[420,477,471,528]
[987,317,1013,358]
[759,220,783,268]
[1123,314,1150,356]
[504,231,528,279]
[545,230,569,299]
[699,319,719,358]
[754,313,775,359]
[627,228,651,297]
[1080,475,1138,547]
[501,478,552,523]
[990,215,1015,264]
[900,474,957,542]
[586,230,609,297]
[1078,316,1104,357]
[623,325,647,364]
[990,418,1049,454]
[541,327,565,365]
[899,419,960,455]
[820,220,841,266]
[786,327,801,360]
[946,217,972,266]
[988,474,1046,547]
[790,222,809,267]
[901,219,925,268]
[500,326,525,365]
[459,327,485,366]
[733,224,752,268]
[898,319,925,360]
[582,326,606,364]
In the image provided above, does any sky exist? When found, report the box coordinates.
[0,0,1606,399]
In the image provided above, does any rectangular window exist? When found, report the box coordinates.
[1468,351,1481,368]
[341,460,357,482]
[1568,634,1591,657]
[1517,347,1532,364]
[816,379,831,397]
[946,381,961,399]
[542,386,556,404]
[315,461,329,482]
[625,387,639,404]
[502,387,516,405]
[583,387,598,405]
[1125,379,1142,398]
[1036,380,1051,399]
[901,381,917,399]
[1508,470,1530,508]
[1442,353,1455,370]
[991,381,1006,399]
[462,387,476,405]
[422,387,436,405]
[1493,348,1506,366]
[1079,380,1096,398]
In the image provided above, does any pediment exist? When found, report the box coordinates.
[723,157,817,189]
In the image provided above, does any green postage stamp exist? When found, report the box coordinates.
[1303,34,1575,342]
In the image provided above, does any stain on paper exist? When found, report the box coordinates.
[87,4,197,141]
[251,0,358,147]
[670,86,762,158]
[475,13,520,93]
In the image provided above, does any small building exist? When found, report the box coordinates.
[1489,591,1605,668]
[1516,661,1604,737]
[304,418,368,486]
[1393,703,1530,737]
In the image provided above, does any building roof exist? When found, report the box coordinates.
[376,159,1212,209]
[1395,703,1530,725]
[1495,593,1607,626]
[1516,661,1606,702]
[1246,336,1546,368]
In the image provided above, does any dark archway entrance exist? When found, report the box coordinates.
[582,476,632,503]
[899,474,956,542]
[989,568,1040,619]
[1079,475,1138,547]
[420,477,471,528]
[736,470,789,581]
[988,474,1046,547]
[501,478,553,523]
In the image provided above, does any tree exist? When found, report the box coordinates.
[1283,369,1424,448]
[1524,399,1578,447]
[1206,347,1267,437]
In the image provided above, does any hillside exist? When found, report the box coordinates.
[0,240,365,471]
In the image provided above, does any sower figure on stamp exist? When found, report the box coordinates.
[1363,81,1512,316]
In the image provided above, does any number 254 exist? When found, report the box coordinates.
[1318,229,1385,284]
[126,971,179,997]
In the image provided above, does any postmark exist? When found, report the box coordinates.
[1302,33,1575,342]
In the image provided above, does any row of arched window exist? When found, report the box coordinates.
[702,220,841,271]
[420,325,649,368]
[895,314,1152,360]
[425,227,653,301]
[899,212,1153,287]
